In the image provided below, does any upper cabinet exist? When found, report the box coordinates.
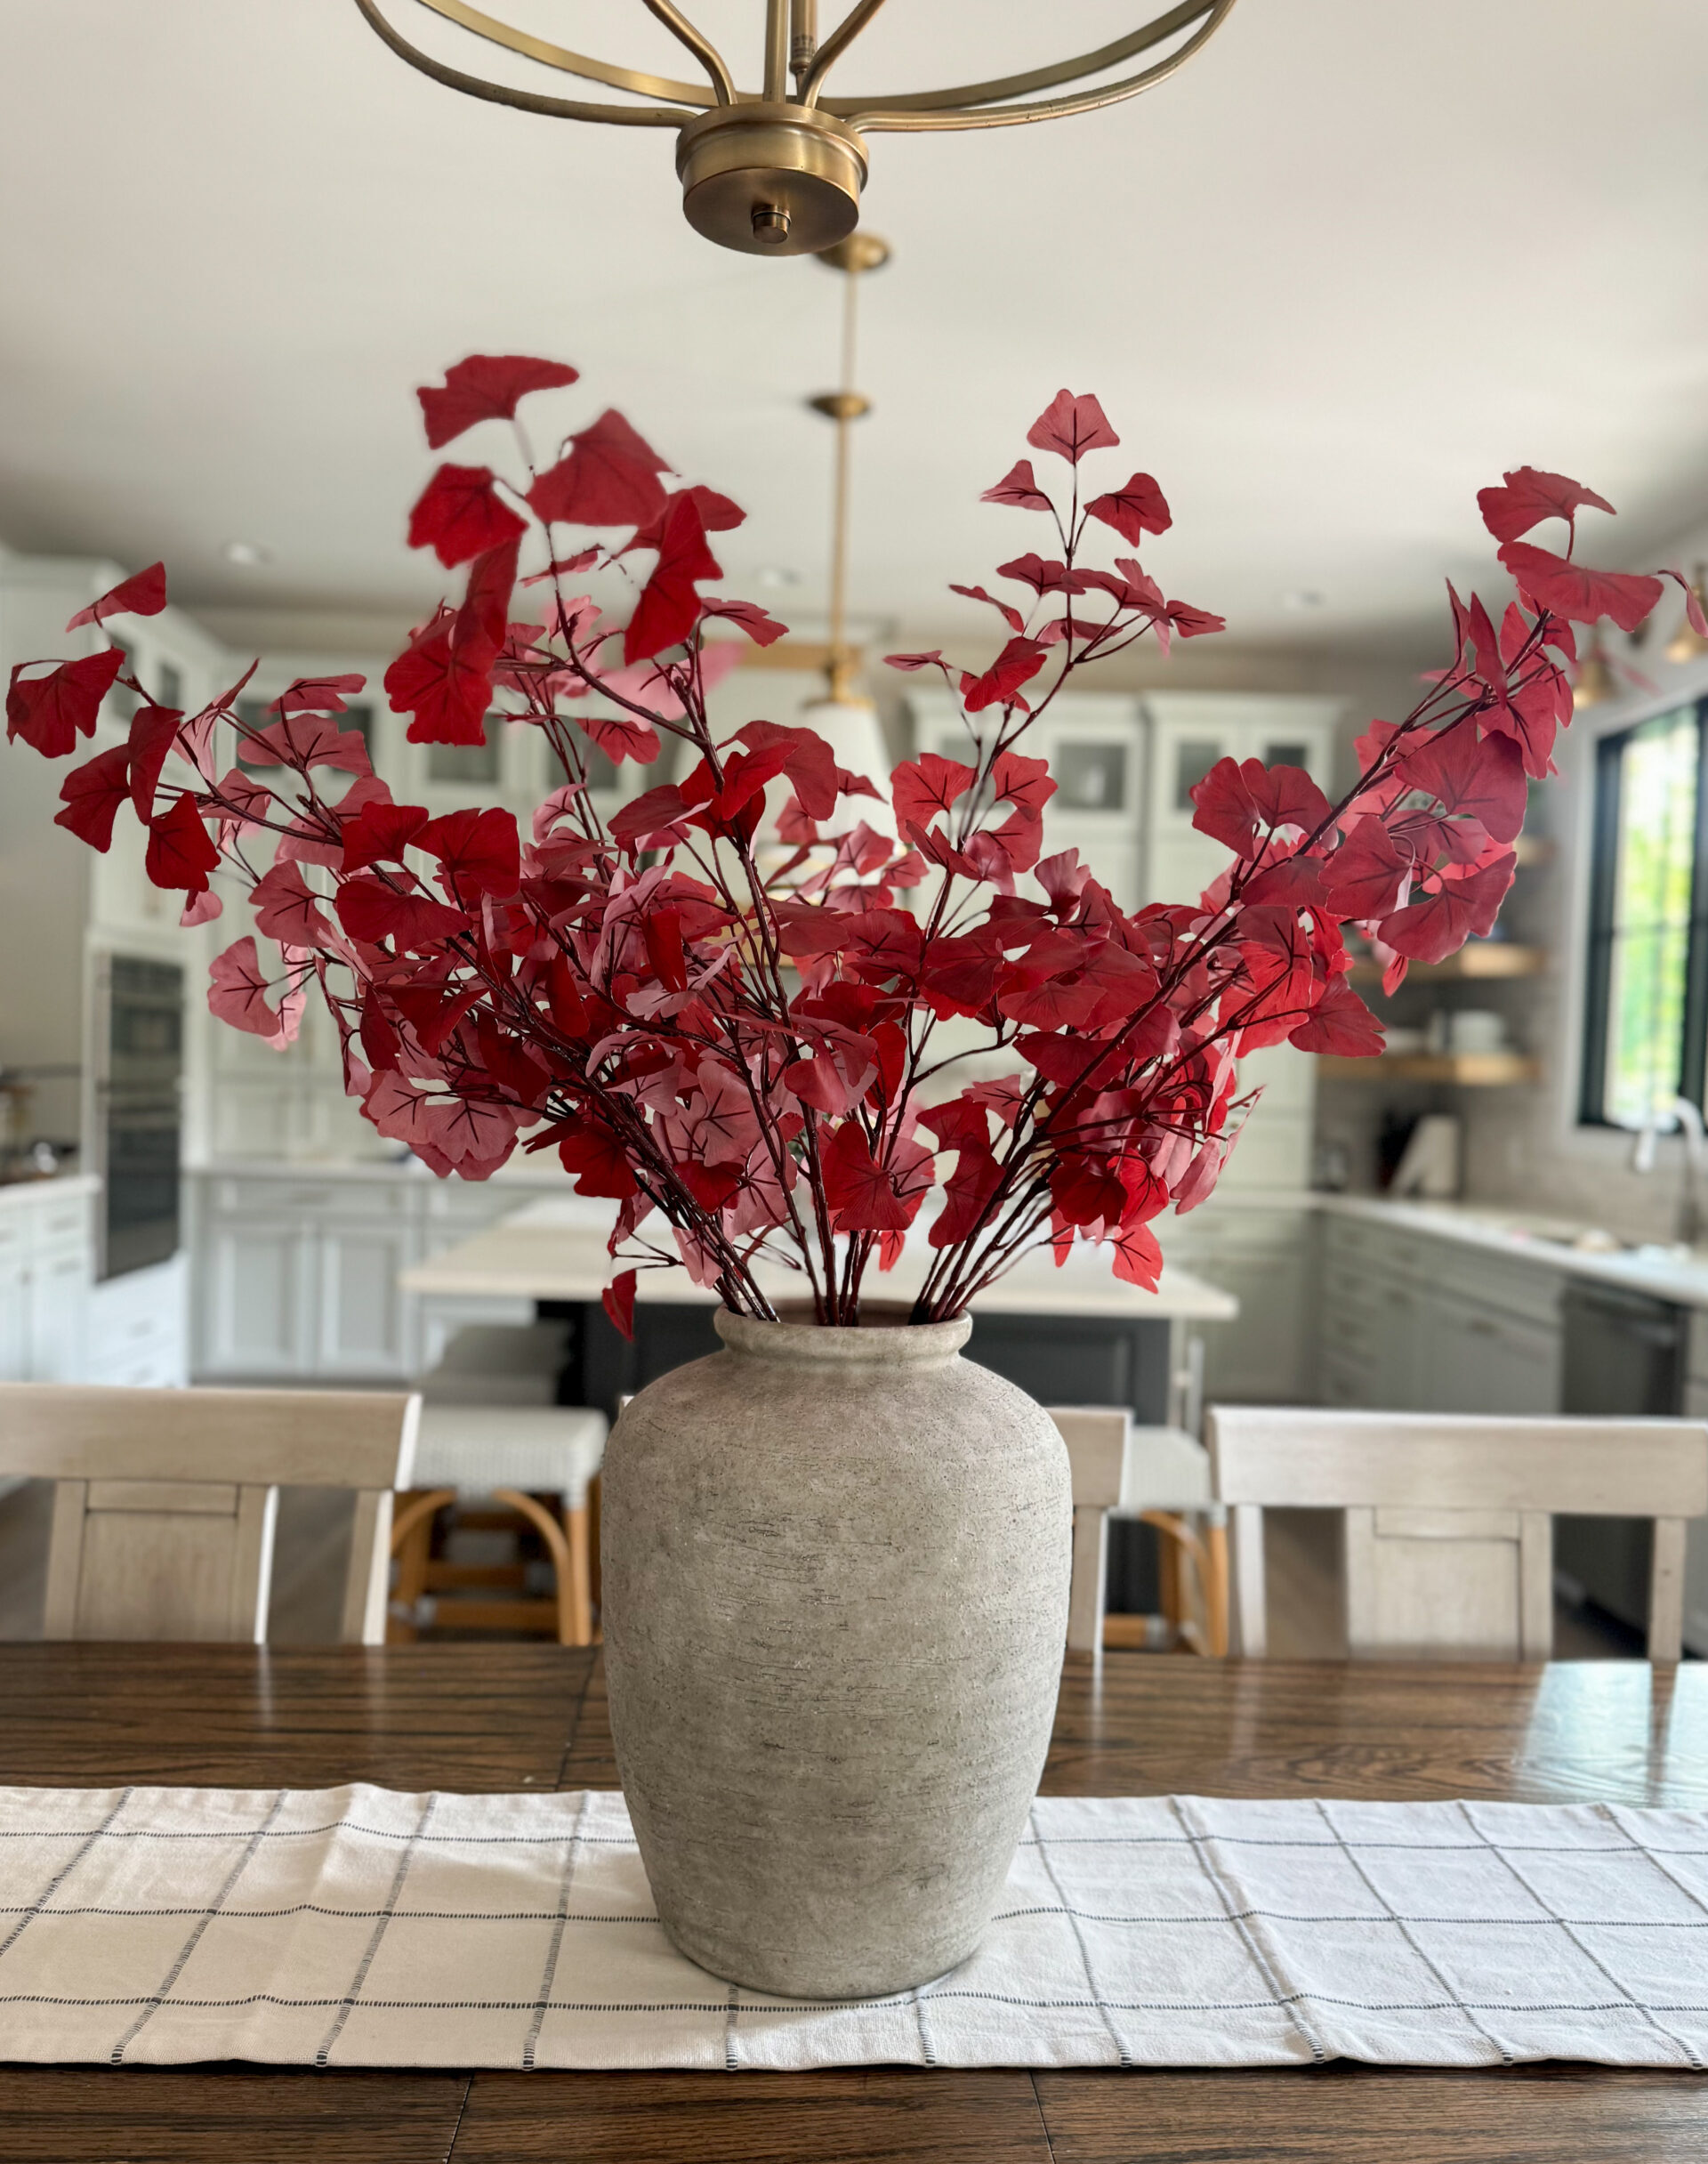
[1140,693,1342,904]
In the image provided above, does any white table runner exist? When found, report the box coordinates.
[2,1784,1705,2071]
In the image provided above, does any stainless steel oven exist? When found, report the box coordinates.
[93,955,184,1279]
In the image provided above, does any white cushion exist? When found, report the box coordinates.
[413,1405,608,1506]
[1116,1425,1216,1514]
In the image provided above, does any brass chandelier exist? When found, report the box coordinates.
[352,0,1240,255]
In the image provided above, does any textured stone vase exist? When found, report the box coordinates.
[600,1305,1072,1998]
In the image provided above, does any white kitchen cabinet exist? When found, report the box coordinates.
[1317,1212,1563,1418]
[0,1180,101,1385]
[86,1254,189,1386]
[1166,1203,1316,1401]
[190,1168,534,1381]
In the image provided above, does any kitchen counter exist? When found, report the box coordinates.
[402,1197,1239,1320]
[0,1172,99,1211]
[1319,1194,1708,1311]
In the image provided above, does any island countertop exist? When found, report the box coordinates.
[401,1197,1240,1320]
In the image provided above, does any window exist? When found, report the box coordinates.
[1581,698,1708,1126]
[427,714,503,787]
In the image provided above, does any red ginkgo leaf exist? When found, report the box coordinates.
[891,752,977,833]
[624,486,745,554]
[1026,390,1120,464]
[207,936,298,1041]
[963,634,1049,714]
[1190,757,1333,857]
[341,799,430,872]
[417,805,521,900]
[697,596,787,646]
[1477,467,1615,546]
[1288,973,1385,1056]
[1085,472,1172,544]
[883,650,949,674]
[821,1121,931,1233]
[624,494,721,664]
[417,354,579,449]
[602,1268,638,1340]
[1497,542,1661,634]
[385,620,494,747]
[334,874,469,951]
[1109,1219,1164,1290]
[6,648,125,756]
[407,463,526,569]
[250,860,340,950]
[1378,853,1516,964]
[520,549,600,586]
[1399,723,1527,844]
[1319,819,1411,919]
[528,408,671,529]
[54,744,133,850]
[65,561,167,630]
[980,458,1055,512]
[1660,568,1708,639]
[732,720,840,820]
[144,794,220,892]
[949,583,1027,633]
[996,554,1089,597]
[244,710,373,774]
[270,674,367,719]
[126,704,184,821]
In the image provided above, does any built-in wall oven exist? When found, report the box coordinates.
[93,954,184,1279]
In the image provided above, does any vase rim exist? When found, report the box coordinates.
[714,1301,971,1365]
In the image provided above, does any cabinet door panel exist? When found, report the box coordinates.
[28,1246,90,1381]
[0,1257,30,1383]
[205,1223,310,1375]
[317,1223,415,1377]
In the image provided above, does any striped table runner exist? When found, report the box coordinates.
[1,1785,1704,2069]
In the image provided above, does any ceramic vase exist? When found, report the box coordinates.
[600,1304,1072,1998]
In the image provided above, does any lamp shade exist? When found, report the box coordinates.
[796,693,897,838]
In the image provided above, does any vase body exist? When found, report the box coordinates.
[600,1305,1072,1998]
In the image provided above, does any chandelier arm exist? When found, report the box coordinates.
[799,0,892,109]
[407,0,715,107]
[848,0,1237,132]
[637,0,737,108]
[350,0,687,123]
[814,0,1218,119]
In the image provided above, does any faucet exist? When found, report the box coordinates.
[1631,1094,1707,1248]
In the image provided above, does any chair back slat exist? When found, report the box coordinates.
[1209,1408,1708,1662]
[1,1384,419,1645]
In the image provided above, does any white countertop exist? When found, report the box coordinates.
[402,1198,1240,1321]
[1319,1194,1708,1310]
[0,1173,99,1212]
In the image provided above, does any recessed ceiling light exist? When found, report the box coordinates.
[1281,587,1326,611]
[222,540,271,568]
[756,566,800,589]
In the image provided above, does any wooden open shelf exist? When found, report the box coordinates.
[1317,1052,1542,1086]
[1349,944,1546,986]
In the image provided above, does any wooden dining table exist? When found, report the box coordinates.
[2,1644,1705,2160]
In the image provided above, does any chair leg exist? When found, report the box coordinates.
[388,1488,455,1644]
[587,1471,602,1635]
[1203,1520,1230,1659]
[491,1488,590,1648]
[1139,1511,1221,1657]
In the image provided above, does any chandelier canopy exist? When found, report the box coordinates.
[353,0,1239,254]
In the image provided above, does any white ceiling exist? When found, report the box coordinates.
[2,1,1706,661]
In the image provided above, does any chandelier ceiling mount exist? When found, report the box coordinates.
[353,0,1240,255]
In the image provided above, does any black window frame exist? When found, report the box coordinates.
[1580,693,1708,1127]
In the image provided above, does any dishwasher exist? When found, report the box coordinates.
[1557,1280,1686,1635]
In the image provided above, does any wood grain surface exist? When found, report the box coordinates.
[2,1644,1704,2160]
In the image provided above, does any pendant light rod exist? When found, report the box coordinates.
[639,0,736,106]
[808,235,890,699]
[801,0,892,108]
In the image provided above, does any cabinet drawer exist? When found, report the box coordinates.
[31,1197,93,1250]
[213,1177,408,1223]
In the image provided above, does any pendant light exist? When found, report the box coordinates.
[352,1,1239,256]
[1573,634,1615,711]
[1667,565,1708,665]
[797,231,897,837]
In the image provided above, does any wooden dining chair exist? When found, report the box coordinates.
[1052,1407,1229,1664]
[1207,1406,1708,1661]
[0,1382,419,1644]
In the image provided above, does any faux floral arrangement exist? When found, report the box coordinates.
[9,358,1697,1328]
